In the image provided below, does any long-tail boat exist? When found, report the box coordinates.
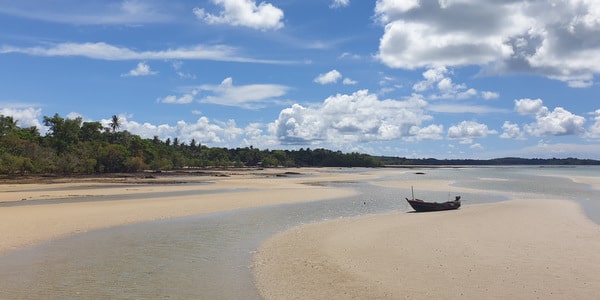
[405,187,461,212]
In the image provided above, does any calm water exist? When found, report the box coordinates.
[0,167,598,299]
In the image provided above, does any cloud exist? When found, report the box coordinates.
[314,69,357,85]
[481,91,500,100]
[342,78,357,85]
[500,121,525,140]
[427,104,507,114]
[0,42,294,64]
[470,143,484,150]
[314,70,342,85]
[407,124,444,141]
[0,105,45,131]
[171,61,196,79]
[339,52,361,60]
[524,107,586,136]
[330,0,350,9]
[375,0,600,87]
[377,74,403,95]
[101,114,245,146]
[514,98,544,115]
[586,109,600,139]
[193,0,284,31]
[121,62,158,77]
[412,67,498,100]
[374,0,420,22]
[0,0,174,25]
[447,121,497,144]
[269,89,440,145]
[513,98,586,136]
[158,91,197,104]
[199,77,289,108]
[159,77,290,109]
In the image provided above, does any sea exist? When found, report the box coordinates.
[0,166,598,299]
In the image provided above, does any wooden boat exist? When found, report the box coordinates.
[405,196,461,212]
[405,186,461,212]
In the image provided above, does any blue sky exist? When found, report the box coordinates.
[1,0,600,159]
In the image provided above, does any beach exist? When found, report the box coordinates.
[254,169,600,299]
[1,167,600,299]
[0,168,368,255]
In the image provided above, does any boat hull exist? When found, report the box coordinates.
[406,198,461,212]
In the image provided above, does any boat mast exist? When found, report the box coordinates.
[411,186,415,200]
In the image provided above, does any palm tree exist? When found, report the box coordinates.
[110,115,121,133]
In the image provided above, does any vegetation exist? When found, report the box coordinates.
[0,114,382,176]
[2,113,599,176]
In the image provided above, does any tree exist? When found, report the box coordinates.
[0,115,18,137]
[0,153,33,175]
[79,121,103,142]
[98,144,128,172]
[43,113,82,153]
[109,115,121,133]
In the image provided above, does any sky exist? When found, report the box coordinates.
[1,0,600,159]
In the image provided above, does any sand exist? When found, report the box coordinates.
[3,167,600,299]
[254,171,600,299]
[0,168,371,254]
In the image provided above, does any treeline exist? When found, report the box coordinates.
[3,113,599,176]
[379,156,600,166]
[0,114,382,175]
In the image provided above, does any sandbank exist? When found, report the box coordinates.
[254,175,600,299]
[0,168,373,254]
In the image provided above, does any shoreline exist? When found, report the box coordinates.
[253,170,600,299]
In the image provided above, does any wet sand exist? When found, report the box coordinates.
[0,168,370,254]
[254,172,600,299]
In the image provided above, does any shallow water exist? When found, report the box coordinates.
[0,167,597,299]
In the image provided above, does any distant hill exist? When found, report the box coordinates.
[379,156,600,166]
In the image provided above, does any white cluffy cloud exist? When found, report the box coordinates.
[193,0,284,30]
[0,105,45,131]
[314,69,357,85]
[270,89,441,145]
[510,98,586,136]
[314,70,342,84]
[101,114,245,146]
[412,66,498,100]
[500,121,525,140]
[375,0,600,87]
[121,62,158,77]
[447,121,497,144]
[158,77,289,109]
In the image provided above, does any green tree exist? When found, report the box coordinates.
[98,144,128,172]
[43,113,82,153]
[110,115,121,133]
[0,115,18,137]
[79,121,104,142]
[0,153,32,175]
